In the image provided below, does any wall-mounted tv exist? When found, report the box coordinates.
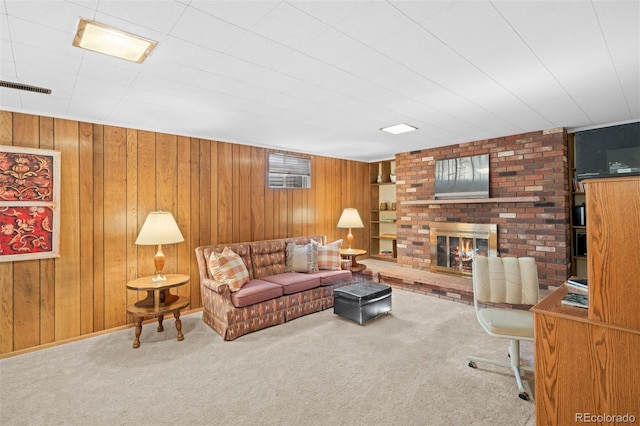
[575,121,640,180]
[434,154,489,200]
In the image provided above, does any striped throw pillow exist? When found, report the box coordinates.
[315,239,343,270]
[209,247,249,292]
[285,242,319,273]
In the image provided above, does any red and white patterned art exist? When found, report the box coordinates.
[0,146,60,262]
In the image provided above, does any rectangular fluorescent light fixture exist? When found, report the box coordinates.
[73,18,157,63]
[381,123,418,135]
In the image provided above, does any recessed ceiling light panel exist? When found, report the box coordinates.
[381,123,418,135]
[72,18,157,63]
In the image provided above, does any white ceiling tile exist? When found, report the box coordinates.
[287,1,366,27]
[95,0,188,33]
[148,36,220,70]
[334,1,413,47]
[250,2,329,49]
[170,6,247,53]
[12,42,81,75]
[224,32,294,69]
[4,1,92,33]
[67,94,120,121]
[298,27,367,66]
[187,1,279,30]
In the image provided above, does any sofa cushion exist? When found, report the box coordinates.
[230,279,284,308]
[262,273,322,294]
[285,242,319,273]
[313,239,342,270]
[310,269,352,285]
[209,247,250,292]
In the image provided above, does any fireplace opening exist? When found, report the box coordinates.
[430,223,497,277]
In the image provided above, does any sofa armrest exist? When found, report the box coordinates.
[201,277,231,294]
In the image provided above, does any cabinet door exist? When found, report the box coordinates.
[585,177,640,330]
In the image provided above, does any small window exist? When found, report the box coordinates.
[268,153,311,188]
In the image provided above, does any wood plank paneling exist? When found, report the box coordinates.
[54,118,81,341]
[217,142,233,244]
[250,147,265,241]
[12,113,40,350]
[102,126,127,329]
[125,129,139,311]
[0,111,370,356]
[92,125,105,331]
[79,122,94,335]
[176,136,191,301]
[0,111,14,353]
[39,116,55,345]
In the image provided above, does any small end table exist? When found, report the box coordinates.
[340,248,367,272]
[126,274,190,348]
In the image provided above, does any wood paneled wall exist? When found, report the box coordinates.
[0,111,370,355]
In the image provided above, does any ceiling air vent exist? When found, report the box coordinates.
[0,80,52,94]
[268,153,311,189]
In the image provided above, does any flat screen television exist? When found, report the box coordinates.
[575,122,640,180]
[434,153,489,199]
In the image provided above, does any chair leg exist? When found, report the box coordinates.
[467,339,533,401]
[508,340,530,400]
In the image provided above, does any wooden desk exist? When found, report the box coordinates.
[533,285,640,424]
[126,274,190,348]
[340,248,367,272]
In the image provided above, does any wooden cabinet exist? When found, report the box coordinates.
[585,177,640,329]
[369,160,397,262]
[532,176,640,424]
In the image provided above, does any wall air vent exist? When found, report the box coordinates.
[268,153,311,189]
[0,80,52,94]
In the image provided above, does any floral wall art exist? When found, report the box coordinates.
[0,145,60,262]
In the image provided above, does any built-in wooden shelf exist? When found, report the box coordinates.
[402,196,542,206]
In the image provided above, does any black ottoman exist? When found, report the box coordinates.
[333,282,392,324]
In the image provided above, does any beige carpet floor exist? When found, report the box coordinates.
[0,288,535,426]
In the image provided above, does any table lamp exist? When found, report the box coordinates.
[337,207,364,251]
[135,211,184,282]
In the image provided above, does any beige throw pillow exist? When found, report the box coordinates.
[285,242,318,273]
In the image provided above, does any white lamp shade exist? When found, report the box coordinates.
[337,208,364,228]
[135,211,184,245]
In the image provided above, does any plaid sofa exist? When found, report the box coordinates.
[195,236,353,341]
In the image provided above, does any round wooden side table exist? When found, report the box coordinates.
[126,274,190,348]
[340,248,367,272]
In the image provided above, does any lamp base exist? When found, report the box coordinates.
[346,228,354,250]
[151,274,167,283]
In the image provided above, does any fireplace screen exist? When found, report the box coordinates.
[430,223,497,276]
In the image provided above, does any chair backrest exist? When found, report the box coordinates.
[472,256,539,305]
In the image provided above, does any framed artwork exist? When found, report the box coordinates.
[434,153,490,200]
[0,145,61,262]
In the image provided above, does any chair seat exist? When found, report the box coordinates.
[478,308,534,339]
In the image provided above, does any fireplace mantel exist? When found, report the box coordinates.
[403,196,542,206]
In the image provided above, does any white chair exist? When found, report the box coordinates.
[467,256,539,401]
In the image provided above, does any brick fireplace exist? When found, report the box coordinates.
[394,129,571,290]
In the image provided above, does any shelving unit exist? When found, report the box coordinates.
[370,160,397,262]
[569,134,588,277]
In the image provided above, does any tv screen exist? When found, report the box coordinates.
[576,122,640,180]
[434,154,489,199]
